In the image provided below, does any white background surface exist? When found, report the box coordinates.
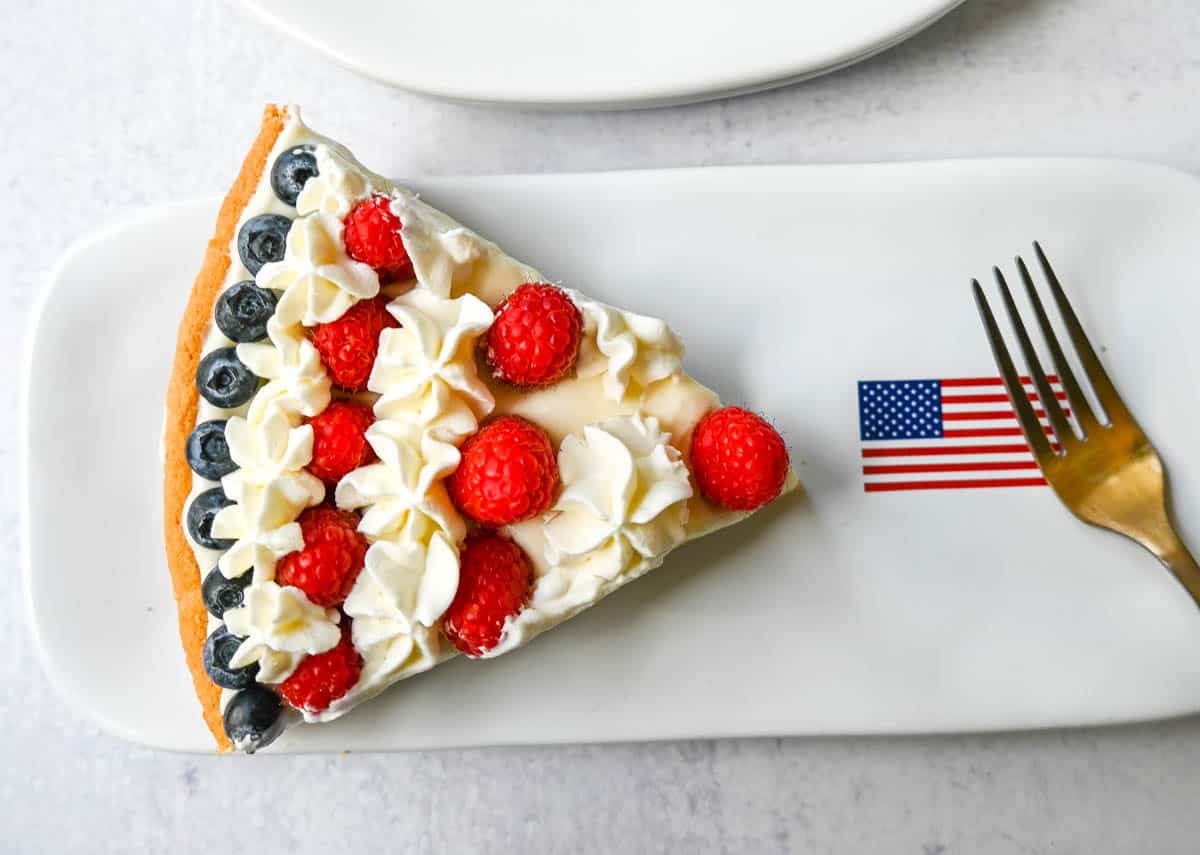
[6,0,1200,852]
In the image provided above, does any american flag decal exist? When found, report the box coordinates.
[858,377,1066,492]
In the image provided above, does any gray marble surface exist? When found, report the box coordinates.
[6,0,1200,851]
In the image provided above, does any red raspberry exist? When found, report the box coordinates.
[447,416,559,526]
[690,407,789,512]
[279,626,362,713]
[276,507,367,607]
[310,296,399,392]
[443,534,533,657]
[343,195,413,281]
[306,401,376,487]
[484,283,582,387]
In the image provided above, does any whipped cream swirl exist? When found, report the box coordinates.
[258,212,380,327]
[297,145,375,220]
[236,318,332,420]
[388,193,493,300]
[225,582,341,683]
[340,530,458,689]
[369,288,495,419]
[335,416,467,544]
[544,414,693,579]
[566,290,684,401]
[210,405,325,581]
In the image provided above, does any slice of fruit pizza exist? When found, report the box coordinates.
[164,105,798,752]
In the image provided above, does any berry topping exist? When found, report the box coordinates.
[202,625,258,690]
[202,566,250,619]
[305,400,375,487]
[215,280,278,343]
[270,144,318,207]
[447,416,559,526]
[443,533,533,657]
[196,347,259,409]
[342,195,413,280]
[279,627,362,713]
[310,296,399,392]
[223,685,284,753]
[187,487,234,550]
[484,283,582,387]
[186,420,236,481]
[275,507,367,607]
[237,213,292,276]
[690,407,789,512]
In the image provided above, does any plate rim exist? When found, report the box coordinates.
[236,0,967,109]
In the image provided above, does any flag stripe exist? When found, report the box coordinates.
[942,408,1070,422]
[863,461,1041,475]
[943,426,1054,438]
[942,392,1068,405]
[939,376,1059,388]
[864,477,1047,492]
[863,443,1032,458]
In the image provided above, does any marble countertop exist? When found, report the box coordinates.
[6,0,1200,851]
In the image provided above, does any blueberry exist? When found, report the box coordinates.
[270,145,318,207]
[187,487,234,550]
[186,420,236,481]
[237,214,292,276]
[215,280,278,343]
[203,625,258,690]
[223,685,285,753]
[202,566,250,619]
[196,347,258,409]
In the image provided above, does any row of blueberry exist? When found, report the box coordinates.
[195,145,319,410]
[185,145,321,751]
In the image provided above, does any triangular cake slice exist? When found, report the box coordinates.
[164,105,799,752]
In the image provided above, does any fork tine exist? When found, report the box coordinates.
[972,279,1055,463]
[1016,255,1100,436]
[1034,242,1128,426]
[993,267,1076,448]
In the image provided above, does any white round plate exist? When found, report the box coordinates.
[239,0,966,109]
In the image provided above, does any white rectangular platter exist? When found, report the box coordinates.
[25,160,1200,752]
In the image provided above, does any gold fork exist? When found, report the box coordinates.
[972,242,1200,607]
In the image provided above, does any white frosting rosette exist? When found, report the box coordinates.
[258,212,380,326]
[296,145,374,220]
[543,414,693,579]
[369,288,495,419]
[236,318,332,420]
[389,193,487,299]
[565,289,684,401]
[335,416,467,544]
[224,582,342,683]
[340,529,459,687]
[486,414,696,658]
[210,406,325,581]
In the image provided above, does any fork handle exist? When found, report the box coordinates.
[1147,528,1200,608]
